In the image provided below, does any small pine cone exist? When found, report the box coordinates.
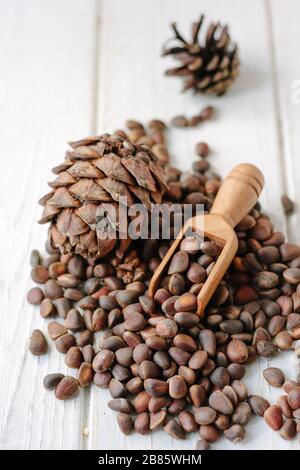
[38,135,168,261]
[117,120,170,167]
[162,14,239,96]
[116,269,134,284]
[114,250,146,284]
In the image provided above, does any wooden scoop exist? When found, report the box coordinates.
[148,163,264,317]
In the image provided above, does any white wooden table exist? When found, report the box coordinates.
[0,0,300,450]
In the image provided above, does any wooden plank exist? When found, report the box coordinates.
[268,0,300,450]
[91,0,292,450]
[270,0,300,243]
[0,0,97,450]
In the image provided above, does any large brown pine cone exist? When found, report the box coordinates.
[162,14,239,96]
[39,134,168,260]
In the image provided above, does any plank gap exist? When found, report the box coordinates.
[91,0,101,134]
[264,0,290,237]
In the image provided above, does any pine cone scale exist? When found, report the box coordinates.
[39,205,60,224]
[68,161,104,179]
[95,154,135,184]
[122,157,157,192]
[69,178,112,202]
[47,187,81,208]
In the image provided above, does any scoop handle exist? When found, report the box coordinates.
[210,163,264,228]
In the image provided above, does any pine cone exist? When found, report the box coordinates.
[39,134,168,260]
[162,15,239,96]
